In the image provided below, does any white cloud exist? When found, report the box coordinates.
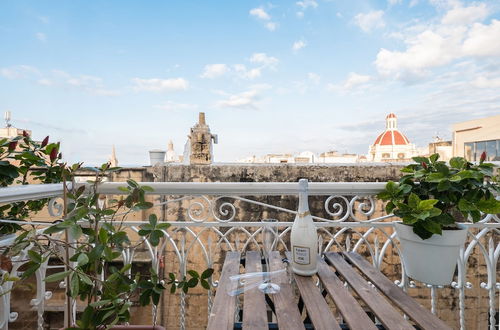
[0,66,120,96]
[55,71,121,96]
[388,0,402,5]
[265,22,278,31]
[374,4,499,81]
[462,19,500,56]
[37,78,52,86]
[292,40,307,52]
[343,73,371,89]
[327,72,372,92]
[442,3,488,25]
[250,7,271,20]
[200,64,229,79]
[216,90,260,109]
[67,75,102,87]
[250,53,279,67]
[375,29,463,78]
[198,54,278,81]
[154,101,198,111]
[0,65,40,79]
[296,0,318,9]
[471,76,500,88]
[234,65,262,79]
[354,10,385,33]
[250,7,278,31]
[36,32,47,42]
[296,11,304,18]
[131,77,189,92]
[215,85,270,109]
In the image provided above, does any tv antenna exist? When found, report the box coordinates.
[4,111,11,128]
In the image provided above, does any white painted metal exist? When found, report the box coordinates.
[92,181,387,196]
[0,183,72,204]
[0,182,498,330]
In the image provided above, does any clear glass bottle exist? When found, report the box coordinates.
[290,179,318,276]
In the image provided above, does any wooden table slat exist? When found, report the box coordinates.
[285,252,341,330]
[268,251,305,330]
[207,251,241,330]
[242,251,268,330]
[317,257,378,330]
[343,252,453,330]
[326,252,415,330]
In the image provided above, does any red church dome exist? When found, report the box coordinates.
[372,113,411,146]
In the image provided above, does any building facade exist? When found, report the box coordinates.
[452,114,500,161]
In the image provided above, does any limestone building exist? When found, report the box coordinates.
[368,113,417,162]
[427,137,452,161]
[452,114,500,161]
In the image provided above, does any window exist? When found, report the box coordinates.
[398,153,405,159]
[464,140,500,161]
[464,143,474,161]
[475,141,486,161]
[486,140,497,161]
[382,153,390,158]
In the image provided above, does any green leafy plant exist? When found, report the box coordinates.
[1,151,213,329]
[10,166,213,329]
[378,153,500,239]
[0,133,64,234]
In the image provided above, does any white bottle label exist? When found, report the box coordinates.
[293,246,310,265]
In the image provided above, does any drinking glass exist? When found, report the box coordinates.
[258,219,280,294]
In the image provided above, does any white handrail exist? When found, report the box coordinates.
[0,183,72,204]
[94,181,387,196]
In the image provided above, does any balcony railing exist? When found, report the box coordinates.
[0,182,499,330]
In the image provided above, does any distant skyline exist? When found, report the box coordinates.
[1,0,500,165]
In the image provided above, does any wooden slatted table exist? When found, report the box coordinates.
[207,251,452,330]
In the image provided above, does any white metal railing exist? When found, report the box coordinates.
[0,182,499,330]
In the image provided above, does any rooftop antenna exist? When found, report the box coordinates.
[432,131,441,142]
[4,110,11,128]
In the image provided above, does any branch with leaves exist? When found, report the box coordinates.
[2,158,213,329]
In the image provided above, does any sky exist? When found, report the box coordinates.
[1,0,499,165]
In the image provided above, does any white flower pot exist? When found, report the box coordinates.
[394,221,468,285]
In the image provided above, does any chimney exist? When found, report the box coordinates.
[199,112,206,126]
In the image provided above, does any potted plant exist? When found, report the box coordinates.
[1,135,213,329]
[378,153,500,285]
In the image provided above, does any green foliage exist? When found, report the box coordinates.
[3,157,213,329]
[377,153,500,239]
[0,134,66,234]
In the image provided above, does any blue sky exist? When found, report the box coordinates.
[1,0,499,165]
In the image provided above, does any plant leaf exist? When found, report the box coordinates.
[45,270,71,282]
